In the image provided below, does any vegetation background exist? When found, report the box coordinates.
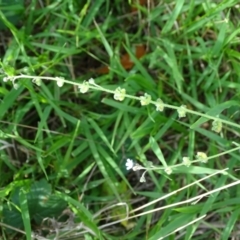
[1,0,240,239]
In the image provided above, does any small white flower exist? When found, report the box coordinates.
[196,152,208,163]
[13,83,19,90]
[56,77,65,87]
[32,78,41,86]
[164,167,172,175]
[212,119,222,133]
[126,159,134,170]
[140,93,151,106]
[114,87,126,101]
[78,81,89,93]
[155,98,164,112]
[182,157,191,167]
[88,78,95,84]
[177,105,187,118]
[140,171,147,182]
[3,76,8,82]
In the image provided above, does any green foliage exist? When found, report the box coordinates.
[0,0,24,30]
[1,0,240,239]
[2,179,67,235]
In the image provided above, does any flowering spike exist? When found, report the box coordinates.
[140,93,151,106]
[114,87,126,101]
[155,98,164,112]
[177,105,187,118]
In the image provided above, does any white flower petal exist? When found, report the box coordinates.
[126,159,134,170]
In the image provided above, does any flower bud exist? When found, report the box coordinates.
[140,93,151,106]
[177,105,187,118]
[114,87,126,101]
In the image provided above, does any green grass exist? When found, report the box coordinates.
[1,0,240,239]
